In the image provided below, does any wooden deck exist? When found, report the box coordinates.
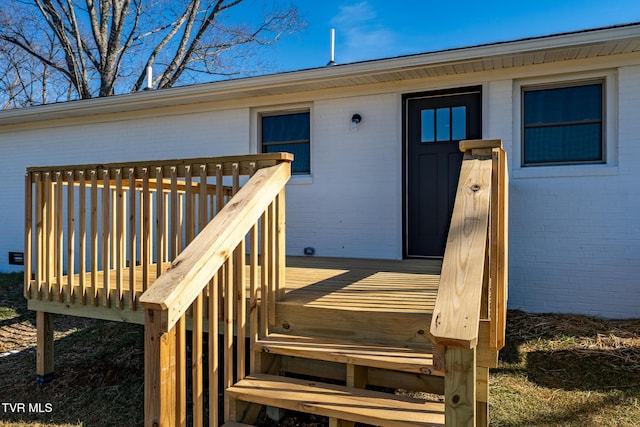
[25,144,508,426]
[27,256,442,323]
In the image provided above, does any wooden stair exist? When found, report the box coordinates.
[227,373,445,427]
[254,333,443,376]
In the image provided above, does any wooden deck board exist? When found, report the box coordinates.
[283,257,440,314]
[227,373,445,427]
[27,256,442,320]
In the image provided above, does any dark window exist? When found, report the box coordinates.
[523,82,604,165]
[262,112,310,174]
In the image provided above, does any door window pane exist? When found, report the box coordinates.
[421,109,435,142]
[451,106,466,140]
[436,108,450,141]
[420,105,469,143]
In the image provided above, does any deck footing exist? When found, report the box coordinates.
[36,373,55,384]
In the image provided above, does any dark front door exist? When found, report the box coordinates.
[405,87,482,257]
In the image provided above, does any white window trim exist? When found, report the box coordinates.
[512,71,618,179]
[252,103,313,184]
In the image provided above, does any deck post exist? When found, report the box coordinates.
[444,346,476,426]
[36,311,54,383]
[144,308,177,427]
[476,366,489,427]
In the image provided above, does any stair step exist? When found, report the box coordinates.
[227,373,445,427]
[255,333,443,375]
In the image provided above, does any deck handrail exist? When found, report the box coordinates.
[430,139,508,350]
[429,139,508,425]
[24,153,292,312]
[139,159,290,426]
[139,161,290,330]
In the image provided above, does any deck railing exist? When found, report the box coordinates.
[23,153,291,312]
[430,139,508,425]
[139,159,290,426]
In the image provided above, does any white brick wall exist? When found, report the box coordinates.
[0,108,250,272]
[286,93,402,259]
[1,63,639,318]
[507,66,640,318]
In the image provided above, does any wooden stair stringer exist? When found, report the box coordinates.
[227,373,445,427]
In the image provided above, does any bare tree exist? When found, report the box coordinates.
[0,0,302,107]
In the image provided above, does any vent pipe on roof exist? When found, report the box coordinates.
[145,66,153,90]
[327,28,336,66]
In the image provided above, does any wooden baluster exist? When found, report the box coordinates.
[199,165,209,325]
[275,188,286,300]
[138,188,144,279]
[170,167,178,260]
[111,186,117,276]
[78,171,86,305]
[24,173,33,299]
[260,209,269,338]
[267,201,276,328]
[115,169,124,309]
[164,192,170,263]
[193,291,204,427]
[177,315,187,427]
[102,169,111,307]
[497,148,509,349]
[90,170,98,305]
[177,191,184,254]
[209,188,214,221]
[49,172,64,302]
[66,171,75,304]
[208,273,219,426]
[156,167,164,278]
[142,168,150,291]
[248,163,259,371]
[185,166,194,244]
[230,163,246,381]
[34,172,42,299]
[195,164,208,426]
[215,164,224,215]
[215,163,224,319]
[128,168,137,310]
[44,172,53,300]
[55,172,63,302]
[223,257,235,421]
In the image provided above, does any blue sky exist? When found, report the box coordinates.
[257,0,640,72]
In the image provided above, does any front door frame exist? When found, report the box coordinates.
[402,85,483,258]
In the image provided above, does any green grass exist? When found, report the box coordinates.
[491,310,640,426]
[1,273,639,426]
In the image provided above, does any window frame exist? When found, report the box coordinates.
[258,108,312,176]
[521,78,606,167]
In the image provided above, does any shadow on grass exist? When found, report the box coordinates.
[493,311,640,426]
[0,320,145,427]
[525,346,640,391]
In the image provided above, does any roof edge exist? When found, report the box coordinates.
[1,22,640,126]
